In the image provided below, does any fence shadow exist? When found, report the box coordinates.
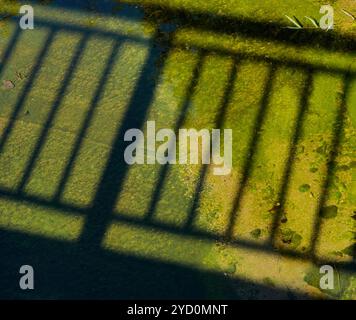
[0,1,355,299]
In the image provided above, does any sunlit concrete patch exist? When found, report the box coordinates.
[0,119,43,189]
[0,198,84,241]
[103,220,212,269]
[348,77,356,129]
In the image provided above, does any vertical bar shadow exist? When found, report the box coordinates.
[78,28,173,248]
[184,56,239,230]
[143,51,206,223]
[16,34,90,193]
[309,72,352,259]
[0,24,22,79]
[52,39,122,202]
[225,65,277,239]
[269,69,313,246]
[0,29,56,155]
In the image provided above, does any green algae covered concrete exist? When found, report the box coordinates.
[0,0,355,299]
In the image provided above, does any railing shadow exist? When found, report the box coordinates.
[0,1,355,299]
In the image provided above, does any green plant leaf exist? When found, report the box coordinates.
[304,16,319,28]
[285,15,303,28]
[341,9,355,21]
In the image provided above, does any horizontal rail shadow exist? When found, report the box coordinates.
[1,183,355,271]
[0,227,315,299]
[23,0,356,52]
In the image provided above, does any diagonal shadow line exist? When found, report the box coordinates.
[52,39,122,202]
[225,65,277,239]
[2,177,356,274]
[5,16,353,78]
[7,15,354,77]
[34,18,149,45]
[309,72,352,259]
[0,186,87,215]
[143,51,206,223]
[78,28,173,247]
[269,69,314,245]
[184,56,239,230]
[0,227,318,299]
[121,1,356,53]
[0,29,56,155]
[16,34,90,193]
[24,0,356,53]
[109,211,356,272]
[0,24,21,79]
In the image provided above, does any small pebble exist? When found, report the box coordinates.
[2,80,15,90]
[281,216,288,223]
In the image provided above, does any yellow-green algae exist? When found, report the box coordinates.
[0,0,355,299]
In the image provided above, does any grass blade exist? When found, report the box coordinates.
[305,16,319,28]
[285,15,303,28]
[341,9,355,21]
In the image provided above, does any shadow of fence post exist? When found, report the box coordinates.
[78,27,175,248]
